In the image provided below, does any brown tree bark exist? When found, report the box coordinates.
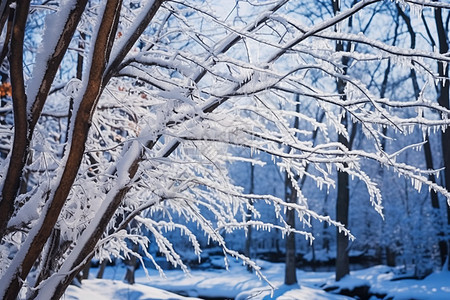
[0,0,89,241]
[0,4,12,67]
[0,2,123,298]
[0,0,30,241]
[46,161,140,300]
[31,3,164,297]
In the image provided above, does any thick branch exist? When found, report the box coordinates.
[0,3,12,66]
[28,0,89,133]
[104,0,164,82]
[0,0,30,242]
[0,1,123,299]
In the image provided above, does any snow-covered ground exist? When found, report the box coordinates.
[65,259,450,299]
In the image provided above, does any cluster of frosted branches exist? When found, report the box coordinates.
[0,0,449,297]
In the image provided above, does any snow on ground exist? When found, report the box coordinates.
[360,266,450,300]
[64,259,450,299]
[65,278,202,300]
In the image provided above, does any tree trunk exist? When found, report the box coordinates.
[284,176,298,285]
[336,158,350,281]
[0,2,123,298]
[322,193,330,255]
[397,3,449,270]
[0,5,12,79]
[0,0,89,241]
[244,162,255,272]
[334,60,352,282]
[333,0,353,282]
[82,261,91,280]
[124,243,139,284]
[386,246,396,267]
[434,5,450,271]
[97,260,108,279]
[424,137,448,267]
[284,96,301,285]
[0,0,30,240]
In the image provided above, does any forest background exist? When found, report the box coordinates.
[0,0,449,299]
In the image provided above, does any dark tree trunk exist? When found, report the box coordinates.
[0,2,122,298]
[332,0,354,282]
[424,137,448,267]
[124,243,139,284]
[397,4,449,270]
[0,0,30,241]
[334,60,352,282]
[377,11,400,267]
[434,5,450,271]
[284,96,301,286]
[244,162,255,272]
[386,246,396,267]
[97,260,108,279]
[284,176,298,285]
[82,261,91,280]
[336,150,350,281]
